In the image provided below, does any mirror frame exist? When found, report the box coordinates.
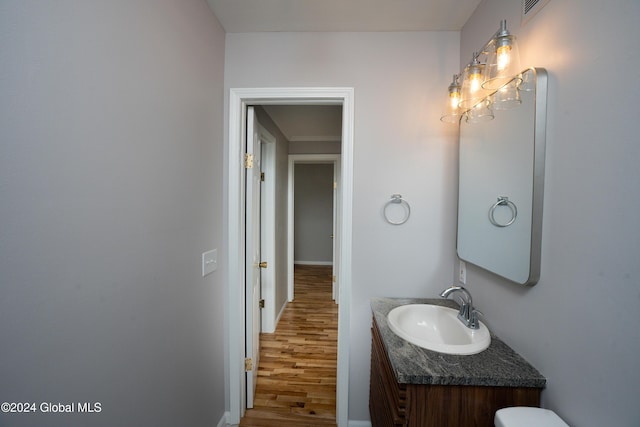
[457,67,548,286]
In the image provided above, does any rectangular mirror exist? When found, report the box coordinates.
[457,68,548,285]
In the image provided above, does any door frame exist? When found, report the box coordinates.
[227,87,354,427]
[244,106,262,409]
[287,154,341,302]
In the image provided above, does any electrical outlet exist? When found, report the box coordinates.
[459,260,467,284]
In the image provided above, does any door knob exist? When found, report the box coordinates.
[259,261,268,269]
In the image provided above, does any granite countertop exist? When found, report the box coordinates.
[371,297,546,388]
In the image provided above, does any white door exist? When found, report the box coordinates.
[245,106,262,409]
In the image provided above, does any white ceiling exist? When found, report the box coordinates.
[206,0,481,33]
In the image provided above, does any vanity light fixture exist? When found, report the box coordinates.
[483,20,522,90]
[442,19,523,124]
[440,74,462,123]
[460,53,490,110]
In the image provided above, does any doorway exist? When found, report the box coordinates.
[288,155,341,302]
[226,88,354,427]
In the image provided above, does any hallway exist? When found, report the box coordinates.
[240,265,338,427]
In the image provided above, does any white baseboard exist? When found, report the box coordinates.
[348,421,372,427]
[275,300,287,326]
[217,411,234,427]
[294,260,333,266]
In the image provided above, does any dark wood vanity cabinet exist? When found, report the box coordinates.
[369,319,541,427]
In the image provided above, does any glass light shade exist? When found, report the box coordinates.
[459,60,491,110]
[440,113,462,124]
[465,99,494,123]
[440,100,462,123]
[518,68,535,92]
[483,34,522,90]
[440,77,463,123]
[491,79,521,110]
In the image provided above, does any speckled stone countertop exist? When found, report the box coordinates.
[371,297,546,388]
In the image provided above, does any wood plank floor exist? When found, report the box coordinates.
[239,265,338,427]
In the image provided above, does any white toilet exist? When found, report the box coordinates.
[495,407,569,427]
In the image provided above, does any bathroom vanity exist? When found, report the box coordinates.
[369,298,546,427]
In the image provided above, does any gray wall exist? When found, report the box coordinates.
[289,140,342,154]
[225,31,460,422]
[460,1,640,426]
[0,2,227,426]
[294,164,335,264]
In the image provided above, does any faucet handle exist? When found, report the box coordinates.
[452,295,468,316]
[469,308,484,329]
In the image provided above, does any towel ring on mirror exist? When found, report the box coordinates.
[489,196,517,227]
[384,194,411,225]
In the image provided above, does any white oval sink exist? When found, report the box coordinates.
[387,304,491,355]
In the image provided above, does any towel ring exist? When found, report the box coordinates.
[489,196,517,227]
[384,194,411,225]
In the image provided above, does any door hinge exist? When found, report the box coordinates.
[244,358,253,372]
[260,172,265,182]
[244,153,254,169]
[333,181,337,189]
[259,299,265,309]
[332,275,336,283]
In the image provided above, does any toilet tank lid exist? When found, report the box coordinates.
[495,407,569,427]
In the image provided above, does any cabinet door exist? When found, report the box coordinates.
[407,384,541,427]
[370,320,407,426]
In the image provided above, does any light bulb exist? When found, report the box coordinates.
[496,44,512,71]
[469,71,482,93]
[449,91,460,109]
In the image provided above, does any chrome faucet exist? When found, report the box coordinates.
[440,285,482,329]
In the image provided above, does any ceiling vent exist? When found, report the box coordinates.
[522,0,551,25]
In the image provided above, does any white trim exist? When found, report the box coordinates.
[217,411,232,427]
[227,91,246,422]
[288,154,343,162]
[274,300,288,329]
[227,87,354,427]
[348,421,372,427]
